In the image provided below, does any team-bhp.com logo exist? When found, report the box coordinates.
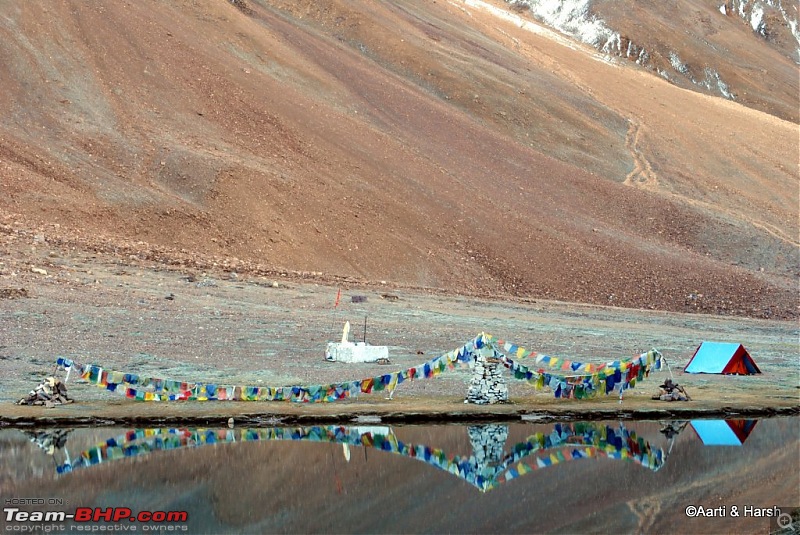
[5,507,188,529]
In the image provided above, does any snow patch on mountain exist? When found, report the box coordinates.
[722,0,800,61]
[511,0,616,49]
[506,0,736,99]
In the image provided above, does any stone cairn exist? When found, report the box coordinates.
[17,377,73,407]
[465,350,509,404]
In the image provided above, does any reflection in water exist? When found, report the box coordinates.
[30,422,664,492]
[8,418,796,534]
[689,419,758,446]
[0,417,800,535]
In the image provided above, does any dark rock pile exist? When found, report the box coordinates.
[17,377,73,407]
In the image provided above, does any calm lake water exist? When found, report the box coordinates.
[1,417,798,534]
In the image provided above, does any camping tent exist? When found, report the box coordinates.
[684,342,761,374]
[690,419,758,446]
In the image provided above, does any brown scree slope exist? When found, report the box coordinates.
[0,0,797,318]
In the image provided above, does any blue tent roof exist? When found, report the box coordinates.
[691,420,744,446]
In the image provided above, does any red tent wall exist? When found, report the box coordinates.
[720,345,761,375]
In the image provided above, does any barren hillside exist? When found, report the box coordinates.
[0,0,797,318]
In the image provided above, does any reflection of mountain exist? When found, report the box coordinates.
[44,422,663,492]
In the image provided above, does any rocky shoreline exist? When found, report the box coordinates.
[2,399,797,427]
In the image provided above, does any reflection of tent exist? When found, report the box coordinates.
[690,419,758,446]
[684,342,761,374]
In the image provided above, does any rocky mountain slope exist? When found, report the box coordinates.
[507,0,799,120]
[0,0,797,318]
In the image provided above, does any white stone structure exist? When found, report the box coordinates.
[325,320,389,363]
[325,341,389,363]
[465,351,509,404]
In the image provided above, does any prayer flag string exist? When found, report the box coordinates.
[53,333,662,402]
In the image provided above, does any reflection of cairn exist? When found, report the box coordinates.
[465,353,509,404]
[25,430,71,455]
[468,424,509,469]
[17,377,73,407]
